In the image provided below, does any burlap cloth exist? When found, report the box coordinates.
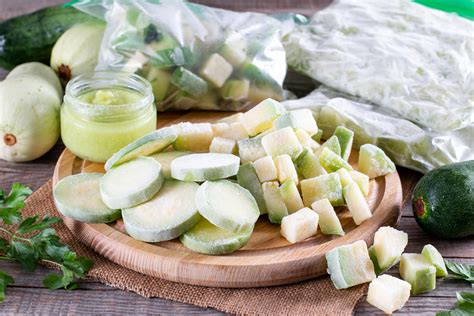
[24,179,366,315]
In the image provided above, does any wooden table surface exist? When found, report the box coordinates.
[1,1,473,315]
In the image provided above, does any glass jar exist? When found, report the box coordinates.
[61,71,156,163]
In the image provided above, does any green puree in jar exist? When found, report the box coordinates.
[61,81,156,163]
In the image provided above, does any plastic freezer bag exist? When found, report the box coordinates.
[73,0,287,111]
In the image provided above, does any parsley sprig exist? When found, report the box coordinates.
[0,183,92,301]
[437,291,474,315]
[445,261,474,288]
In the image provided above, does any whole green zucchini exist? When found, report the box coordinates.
[0,6,99,70]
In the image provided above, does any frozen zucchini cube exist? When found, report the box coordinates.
[273,109,318,136]
[170,67,208,96]
[262,181,288,224]
[421,244,448,277]
[253,156,278,182]
[367,275,411,314]
[349,170,370,196]
[220,31,247,67]
[261,127,303,160]
[241,98,286,136]
[220,79,250,100]
[373,226,408,270]
[173,122,213,152]
[301,173,344,207]
[279,179,304,213]
[294,128,320,152]
[122,51,148,73]
[333,126,354,161]
[200,53,233,88]
[146,68,171,102]
[312,129,323,143]
[296,148,327,179]
[336,168,354,187]
[211,122,248,141]
[343,182,372,225]
[317,135,341,157]
[209,137,237,154]
[399,253,436,295]
[217,112,244,124]
[311,198,344,236]
[237,163,267,214]
[275,154,299,185]
[281,207,319,244]
[358,144,396,179]
[319,147,353,173]
[326,240,376,289]
[237,137,266,164]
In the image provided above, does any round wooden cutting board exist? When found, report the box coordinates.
[53,112,403,288]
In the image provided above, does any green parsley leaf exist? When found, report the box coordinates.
[436,291,474,316]
[446,261,474,286]
[0,270,14,302]
[0,184,32,224]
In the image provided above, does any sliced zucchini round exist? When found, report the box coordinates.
[170,153,240,181]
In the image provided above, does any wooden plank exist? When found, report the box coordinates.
[356,296,463,315]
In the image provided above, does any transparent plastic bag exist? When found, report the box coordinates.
[73,0,287,111]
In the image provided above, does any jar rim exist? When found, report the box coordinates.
[64,71,154,121]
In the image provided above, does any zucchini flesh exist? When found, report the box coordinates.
[171,153,240,181]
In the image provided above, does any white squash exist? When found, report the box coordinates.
[0,75,60,162]
[51,23,105,83]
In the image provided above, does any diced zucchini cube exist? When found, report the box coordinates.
[170,67,208,96]
[319,147,353,173]
[312,129,323,143]
[209,137,237,154]
[296,148,327,179]
[173,122,213,152]
[333,126,354,161]
[122,51,148,73]
[275,154,299,185]
[317,135,341,157]
[253,156,278,182]
[261,127,303,160]
[279,179,304,213]
[281,207,319,244]
[399,253,436,295]
[421,244,448,277]
[349,170,370,196]
[343,182,372,225]
[373,226,408,270]
[220,31,247,67]
[301,173,344,207]
[358,144,396,179]
[262,181,288,224]
[200,53,233,88]
[217,112,244,124]
[336,168,354,187]
[273,109,318,136]
[311,198,344,236]
[237,137,266,164]
[236,163,267,214]
[241,98,286,136]
[146,68,171,102]
[211,122,248,141]
[367,275,411,314]
[220,79,250,100]
[294,129,320,152]
[326,240,376,289]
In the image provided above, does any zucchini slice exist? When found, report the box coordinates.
[171,153,240,181]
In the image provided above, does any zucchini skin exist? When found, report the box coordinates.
[0,6,98,70]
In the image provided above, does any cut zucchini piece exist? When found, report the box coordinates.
[149,151,190,179]
[318,135,341,157]
[349,170,370,196]
[336,168,354,187]
[343,182,372,225]
[241,98,286,136]
[262,181,288,224]
[149,47,193,69]
[171,153,239,181]
[196,180,259,233]
[296,148,327,179]
[220,31,247,67]
[358,144,396,179]
[261,127,303,160]
[122,51,149,73]
[253,156,278,182]
[367,275,411,314]
[368,246,385,275]
[273,109,318,136]
[301,173,344,207]
[53,174,120,223]
[240,63,283,103]
[211,122,248,141]
[220,79,250,101]
[312,129,323,143]
[217,112,243,124]
[281,207,319,244]
[275,154,299,185]
[373,226,408,271]
[122,180,200,242]
[105,126,177,171]
[334,126,354,161]
[319,147,353,173]
[173,122,214,152]
[326,240,376,289]
[279,179,304,213]
[294,129,320,152]
[180,218,252,255]
[421,244,448,277]
[146,68,171,102]
[209,137,237,154]
[100,157,164,209]
[237,137,266,164]
[236,163,268,214]
[199,53,233,88]
[170,67,208,97]
[311,198,344,236]
[399,253,436,295]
